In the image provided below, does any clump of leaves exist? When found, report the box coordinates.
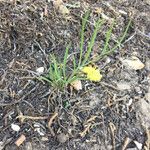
[39,11,131,90]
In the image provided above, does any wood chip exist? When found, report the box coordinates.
[15,134,26,147]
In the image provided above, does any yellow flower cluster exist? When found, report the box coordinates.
[82,66,102,82]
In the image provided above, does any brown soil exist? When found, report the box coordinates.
[0,0,150,150]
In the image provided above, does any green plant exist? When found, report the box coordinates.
[39,11,131,90]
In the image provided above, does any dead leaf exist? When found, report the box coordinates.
[15,134,26,147]
[53,0,70,15]
[53,0,63,9]
[120,56,145,70]
[59,5,70,15]
[94,7,103,14]
[70,80,82,91]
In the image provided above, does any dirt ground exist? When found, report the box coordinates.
[0,0,150,150]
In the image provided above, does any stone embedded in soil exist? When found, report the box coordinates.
[36,67,44,74]
[34,123,45,136]
[24,142,32,150]
[0,141,5,150]
[57,133,69,143]
[41,137,49,142]
[145,92,150,102]
[88,93,100,108]
[145,59,150,71]
[145,86,150,103]
[116,82,131,91]
[120,56,145,70]
[11,124,20,132]
[136,99,150,127]
[133,140,142,150]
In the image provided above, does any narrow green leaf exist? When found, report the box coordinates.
[73,54,77,70]
[38,76,52,84]
[78,10,90,67]
[105,19,131,55]
[82,18,105,65]
[101,20,115,55]
[63,43,71,80]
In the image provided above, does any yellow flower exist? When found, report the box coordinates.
[82,66,102,82]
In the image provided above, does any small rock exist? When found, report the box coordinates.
[145,59,150,71]
[34,123,45,136]
[126,99,133,107]
[24,142,32,150]
[57,133,69,143]
[135,86,142,94]
[41,137,49,141]
[145,92,150,102]
[11,124,20,132]
[0,141,4,150]
[145,0,150,5]
[117,82,131,91]
[105,57,111,64]
[35,128,45,136]
[88,93,100,108]
[36,67,44,74]
[133,141,142,150]
[145,86,150,103]
[120,56,145,70]
[136,99,150,127]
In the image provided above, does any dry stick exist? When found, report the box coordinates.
[0,84,38,107]
[79,123,91,138]
[122,137,131,150]
[109,122,116,150]
[16,115,48,122]
[80,115,98,137]
[48,112,58,136]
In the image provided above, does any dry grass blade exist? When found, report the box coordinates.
[16,115,48,123]
[79,123,91,138]
[109,122,116,150]
[48,112,58,136]
[80,115,97,137]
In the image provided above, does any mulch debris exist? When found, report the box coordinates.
[0,0,150,149]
